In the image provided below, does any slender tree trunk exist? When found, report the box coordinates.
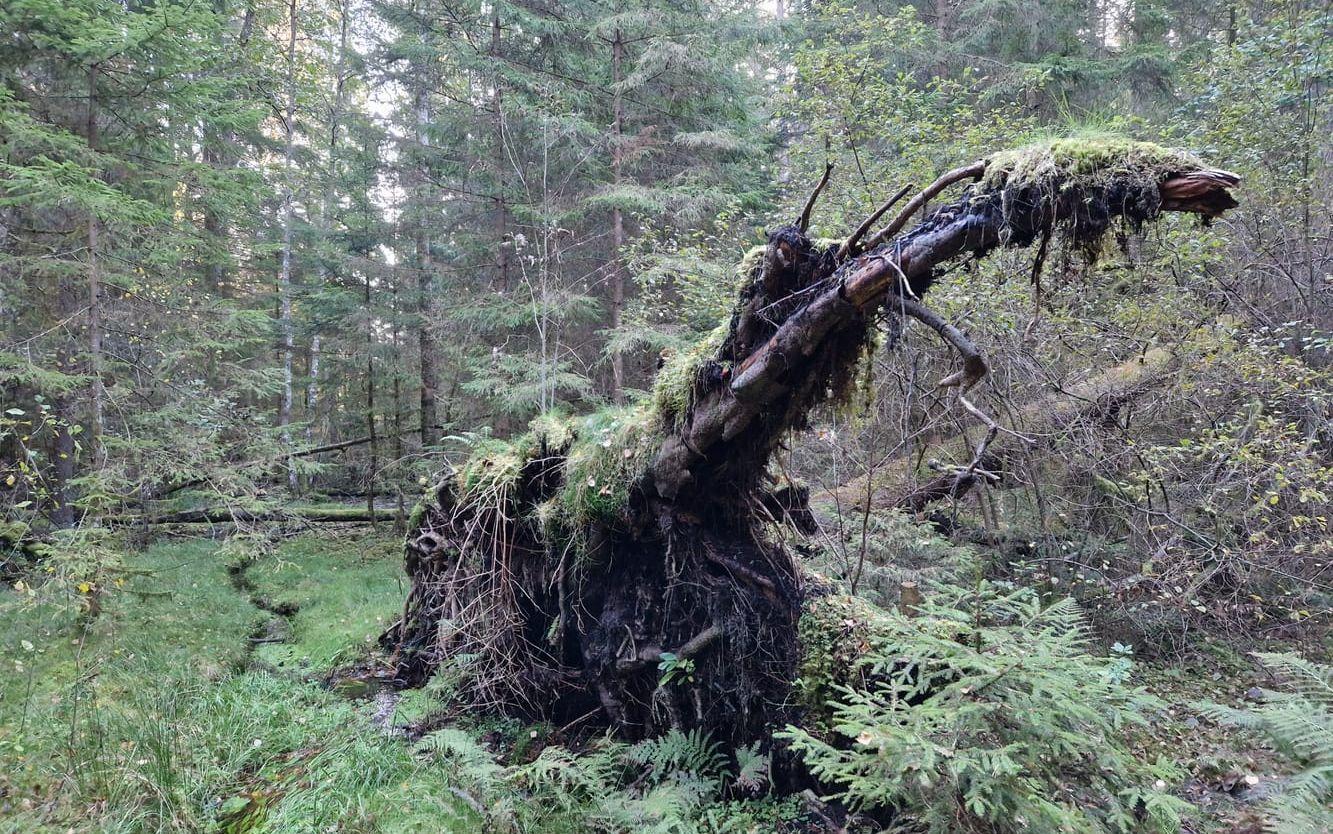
[934,0,953,36]
[86,63,104,463]
[306,334,320,446]
[414,80,439,447]
[200,2,254,298]
[392,284,407,534]
[365,269,378,531]
[608,27,626,403]
[305,0,348,472]
[50,342,77,529]
[278,0,299,492]
[490,9,509,293]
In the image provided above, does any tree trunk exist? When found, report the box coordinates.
[414,81,440,447]
[306,334,320,447]
[86,62,105,463]
[50,340,77,529]
[306,0,348,463]
[384,143,1239,742]
[490,9,510,293]
[365,269,378,531]
[608,26,626,403]
[277,0,299,492]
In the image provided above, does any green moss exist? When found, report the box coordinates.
[982,135,1202,193]
[406,490,436,531]
[457,436,525,500]
[651,322,730,428]
[522,409,576,454]
[734,243,767,287]
[792,593,899,731]
[558,404,659,533]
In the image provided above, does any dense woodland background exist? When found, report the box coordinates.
[1,1,1330,832]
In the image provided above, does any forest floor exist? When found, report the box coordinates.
[0,528,1302,833]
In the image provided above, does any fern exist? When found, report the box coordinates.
[781,580,1192,834]
[415,727,505,785]
[626,728,727,786]
[419,724,788,834]
[733,742,769,793]
[1197,652,1333,834]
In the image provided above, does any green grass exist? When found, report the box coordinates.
[3,529,1293,834]
[0,532,476,833]
[245,532,405,676]
[0,531,812,834]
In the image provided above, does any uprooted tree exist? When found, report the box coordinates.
[382,138,1239,743]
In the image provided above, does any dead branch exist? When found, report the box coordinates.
[858,161,985,252]
[894,296,989,393]
[797,162,834,233]
[838,183,913,260]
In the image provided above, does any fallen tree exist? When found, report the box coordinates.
[383,138,1239,742]
[138,505,397,524]
[821,346,1178,515]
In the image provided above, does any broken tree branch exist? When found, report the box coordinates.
[797,162,834,233]
[837,183,913,260]
[858,161,985,252]
[894,296,989,393]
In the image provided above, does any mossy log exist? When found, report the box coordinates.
[384,139,1239,742]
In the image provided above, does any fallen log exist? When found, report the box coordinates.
[822,347,1177,514]
[384,138,1239,742]
[153,424,445,498]
[141,506,396,524]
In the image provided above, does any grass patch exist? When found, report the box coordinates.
[0,533,478,834]
[245,531,404,676]
[556,404,659,532]
[981,134,1203,193]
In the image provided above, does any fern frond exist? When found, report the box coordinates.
[1253,652,1333,705]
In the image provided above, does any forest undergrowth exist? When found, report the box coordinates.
[0,525,1321,834]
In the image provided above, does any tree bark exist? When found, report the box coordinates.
[365,269,378,531]
[86,62,105,463]
[490,9,510,293]
[414,80,440,447]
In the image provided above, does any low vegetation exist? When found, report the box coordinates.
[4,529,1323,833]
